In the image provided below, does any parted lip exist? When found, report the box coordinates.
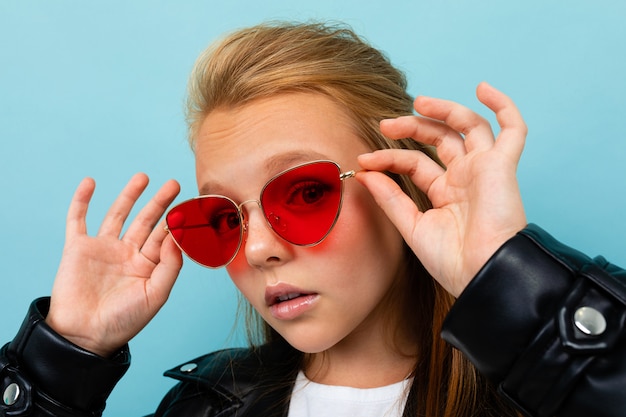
[264,283,316,307]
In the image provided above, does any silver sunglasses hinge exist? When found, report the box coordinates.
[340,170,356,181]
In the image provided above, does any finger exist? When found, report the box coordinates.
[97,173,150,237]
[355,169,421,243]
[139,220,171,266]
[380,116,466,165]
[413,94,495,153]
[358,149,446,197]
[66,177,96,237]
[146,235,183,307]
[123,179,180,251]
[476,82,527,160]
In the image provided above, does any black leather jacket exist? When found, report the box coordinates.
[1,225,625,417]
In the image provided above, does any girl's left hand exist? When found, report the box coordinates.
[357,82,527,297]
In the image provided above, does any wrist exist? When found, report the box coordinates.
[7,298,130,413]
[44,314,117,359]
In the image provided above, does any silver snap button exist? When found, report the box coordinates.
[3,383,20,406]
[574,306,607,336]
[179,363,198,373]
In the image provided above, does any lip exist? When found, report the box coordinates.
[265,284,319,320]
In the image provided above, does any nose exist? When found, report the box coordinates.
[240,202,291,268]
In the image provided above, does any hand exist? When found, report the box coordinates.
[357,82,527,297]
[46,173,182,357]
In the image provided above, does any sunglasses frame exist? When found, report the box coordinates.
[165,160,356,268]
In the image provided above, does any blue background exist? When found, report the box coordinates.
[1,1,625,415]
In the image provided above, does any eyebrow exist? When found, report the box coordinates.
[198,150,329,196]
[264,150,327,172]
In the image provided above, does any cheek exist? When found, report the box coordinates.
[225,252,249,276]
[325,188,405,277]
[225,258,259,304]
[339,189,403,251]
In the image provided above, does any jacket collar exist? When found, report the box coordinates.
[164,344,299,417]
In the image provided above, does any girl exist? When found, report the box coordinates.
[2,22,624,417]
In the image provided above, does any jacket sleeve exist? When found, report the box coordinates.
[441,224,626,417]
[0,297,130,417]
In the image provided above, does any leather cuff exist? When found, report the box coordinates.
[5,297,130,414]
[441,224,626,416]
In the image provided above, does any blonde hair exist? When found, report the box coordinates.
[186,21,518,417]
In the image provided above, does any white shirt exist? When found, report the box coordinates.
[287,371,412,417]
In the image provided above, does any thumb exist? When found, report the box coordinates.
[147,235,183,308]
[355,170,421,244]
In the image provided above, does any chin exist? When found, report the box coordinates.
[275,326,339,354]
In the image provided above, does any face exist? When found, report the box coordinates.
[194,93,405,354]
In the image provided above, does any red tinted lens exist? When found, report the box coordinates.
[261,161,343,245]
[166,196,242,268]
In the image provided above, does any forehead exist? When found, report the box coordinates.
[194,93,370,195]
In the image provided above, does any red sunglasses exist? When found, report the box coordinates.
[165,160,356,268]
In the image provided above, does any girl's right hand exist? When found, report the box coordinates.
[45,173,183,358]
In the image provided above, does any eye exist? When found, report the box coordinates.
[210,209,241,234]
[285,181,331,207]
